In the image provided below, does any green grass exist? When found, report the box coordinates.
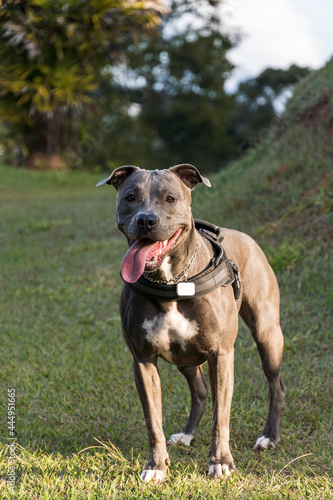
[1,61,333,498]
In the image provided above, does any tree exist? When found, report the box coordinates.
[231,64,311,151]
[0,0,165,165]
[95,0,238,173]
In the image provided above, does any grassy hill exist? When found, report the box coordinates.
[0,59,332,499]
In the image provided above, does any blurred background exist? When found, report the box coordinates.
[0,0,331,175]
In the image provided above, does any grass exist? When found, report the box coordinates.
[0,61,333,498]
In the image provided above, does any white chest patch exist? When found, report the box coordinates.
[159,256,173,281]
[142,302,198,362]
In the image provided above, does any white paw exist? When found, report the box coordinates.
[208,463,233,478]
[253,435,276,450]
[140,469,166,484]
[168,432,194,446]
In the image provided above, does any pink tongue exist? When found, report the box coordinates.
[121,239,160,283]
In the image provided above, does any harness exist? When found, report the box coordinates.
[121,219,241,301]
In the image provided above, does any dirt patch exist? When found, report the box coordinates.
[293,95,333,131]
[27,153,68,171]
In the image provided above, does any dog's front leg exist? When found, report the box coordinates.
[133,355,169,483]
[208,349,236,478]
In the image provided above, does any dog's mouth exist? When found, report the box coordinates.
[121,228,183,283]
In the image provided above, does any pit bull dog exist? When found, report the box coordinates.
[97,164,285,483]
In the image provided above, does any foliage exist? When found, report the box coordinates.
[230,64,311,152]
[68,34,311,174]
[95,0,238,171]
[0,0,165,159]
[0,0,312,173]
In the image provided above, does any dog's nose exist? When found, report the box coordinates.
[136,213,157,231]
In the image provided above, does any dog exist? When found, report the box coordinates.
[97,163,285,483]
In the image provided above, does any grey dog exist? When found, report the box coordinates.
[97,163,285,483]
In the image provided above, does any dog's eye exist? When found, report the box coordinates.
[126,194,135,202]
[166,195,175,203]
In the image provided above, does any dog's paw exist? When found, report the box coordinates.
[140,469,166,484]
[208,463,234,478]
[253,435,276,450]
[168,432,194,447]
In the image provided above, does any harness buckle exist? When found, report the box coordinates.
[230,261,241,300]
[177,282,196,297]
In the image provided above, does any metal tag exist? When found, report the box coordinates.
[176,282,196,297]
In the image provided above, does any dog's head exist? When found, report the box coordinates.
[97,164,211,283]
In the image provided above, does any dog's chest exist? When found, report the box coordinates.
[142,302,198,363]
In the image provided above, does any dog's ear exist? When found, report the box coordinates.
[96,165,140,189]
[170,164,211,189]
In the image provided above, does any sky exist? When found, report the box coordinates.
[221,0,333,92]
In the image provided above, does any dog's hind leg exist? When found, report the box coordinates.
[168,365,208,446]
[240,300,285,449]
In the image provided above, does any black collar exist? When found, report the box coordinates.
[120,219,240,301]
